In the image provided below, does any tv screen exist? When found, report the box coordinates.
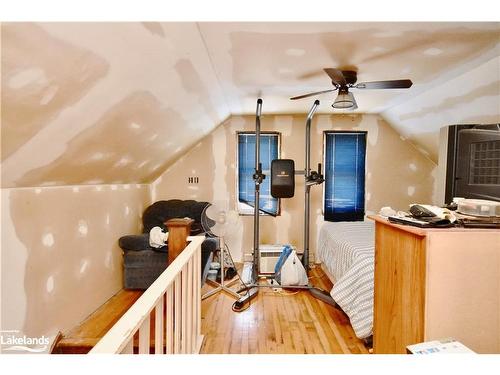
[455,127,500,202]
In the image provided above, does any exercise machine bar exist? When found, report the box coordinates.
[303,99,320,270]
[253,98,263,281]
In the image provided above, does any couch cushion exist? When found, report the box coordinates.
[119,234,153,252]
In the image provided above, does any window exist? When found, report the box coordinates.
[237,132,280,216]
[323,132,366,221]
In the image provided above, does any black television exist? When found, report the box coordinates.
[444,124,500,203]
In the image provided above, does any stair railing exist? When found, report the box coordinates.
[89,236,204,354]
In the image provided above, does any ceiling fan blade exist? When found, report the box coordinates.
[290,88,337,100]
[324,68,346,86]
[354,79,413,89]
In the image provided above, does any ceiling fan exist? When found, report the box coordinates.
[290,68,413,110]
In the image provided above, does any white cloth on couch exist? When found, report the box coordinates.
[149,226,169,248]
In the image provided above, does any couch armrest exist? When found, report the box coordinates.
[119,234,155,253]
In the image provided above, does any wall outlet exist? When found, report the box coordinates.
[188,176,199,184]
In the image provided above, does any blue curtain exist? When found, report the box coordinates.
[324,132,366,221]
[238,133,279,216]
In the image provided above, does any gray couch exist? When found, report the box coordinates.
[118,199,218,290]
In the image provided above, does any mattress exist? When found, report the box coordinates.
[317,220,375,339]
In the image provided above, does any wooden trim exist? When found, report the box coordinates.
[373,221,426,354]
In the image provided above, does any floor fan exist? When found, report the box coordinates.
[201,202,241,300]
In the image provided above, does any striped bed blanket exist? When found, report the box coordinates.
[317,221,375,339]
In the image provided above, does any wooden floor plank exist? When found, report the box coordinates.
[200,265,369,354]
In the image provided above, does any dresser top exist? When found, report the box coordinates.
[368,215,500,237]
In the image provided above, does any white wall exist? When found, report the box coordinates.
[1,184,151,339]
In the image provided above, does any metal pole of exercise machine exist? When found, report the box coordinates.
[301,100,336,307]
[303,99,320,270]
[233,99,263,310]
[253,98,263,282]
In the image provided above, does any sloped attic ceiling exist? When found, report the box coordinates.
[1,22,499,188]
[1,22,230,188]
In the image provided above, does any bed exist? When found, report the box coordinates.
[317,220,375,339]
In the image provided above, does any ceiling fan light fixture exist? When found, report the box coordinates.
[290,67,412,105]
[332,88,357,110]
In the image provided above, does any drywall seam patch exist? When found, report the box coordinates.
[1,190,28,332]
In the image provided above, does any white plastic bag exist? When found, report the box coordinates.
[280,250,308,286]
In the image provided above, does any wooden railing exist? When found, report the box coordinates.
[89,236,204,354]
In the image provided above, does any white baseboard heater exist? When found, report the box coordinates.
[258,244,298,274]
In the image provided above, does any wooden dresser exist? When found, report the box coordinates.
[370,215,500,354]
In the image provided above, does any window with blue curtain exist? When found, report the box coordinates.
[237,132,280,216]
[324,132,366,221]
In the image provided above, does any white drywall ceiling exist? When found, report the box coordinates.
[1,22,499,187]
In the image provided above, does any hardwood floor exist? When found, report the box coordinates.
[55,264,369,354]
[200,265,369,354]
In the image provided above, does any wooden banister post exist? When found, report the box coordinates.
[165,218,194,264]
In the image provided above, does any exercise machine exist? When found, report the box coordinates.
[234,98,336,310]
